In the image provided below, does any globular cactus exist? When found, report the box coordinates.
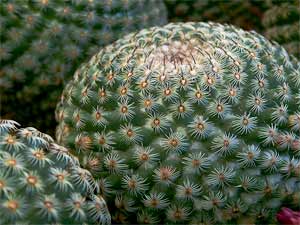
[56,22,300,224]
[0,0,167,135]
[0,120,111,224]
[164,0,267,31]
[262,0,300,59]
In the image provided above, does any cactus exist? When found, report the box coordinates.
[164,0,267,31]
[262,0,300,59]
[0,119,111,224]
[0,0,167,135]
[56,22,300,224]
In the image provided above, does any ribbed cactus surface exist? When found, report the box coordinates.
[0,120,111,224]
[0,0,167,135]
[262,0,300,59]
[56,22,300,224]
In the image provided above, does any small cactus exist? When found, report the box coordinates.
[56,22,300,224]
[0,119,111,224]
[0,0,167,135]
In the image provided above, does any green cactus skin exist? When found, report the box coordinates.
[56,22,300,224]
[0,119,111,224]
[164,0,268,31]
[262,0,300,59]
[0,0,167,136]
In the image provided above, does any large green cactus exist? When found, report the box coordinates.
[262,0,300,59]
[0,119,111,224]
[56,22,300,224]
[0,0,167,135]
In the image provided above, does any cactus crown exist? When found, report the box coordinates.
[56,22,300,224]
[0,120,111,224]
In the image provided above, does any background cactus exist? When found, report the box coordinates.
[262,0,300,59]
[56,22,300,224]
[0,0,167,135]
[0,119,111,224]
[164,0,300,59]
[164,0,267,31]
